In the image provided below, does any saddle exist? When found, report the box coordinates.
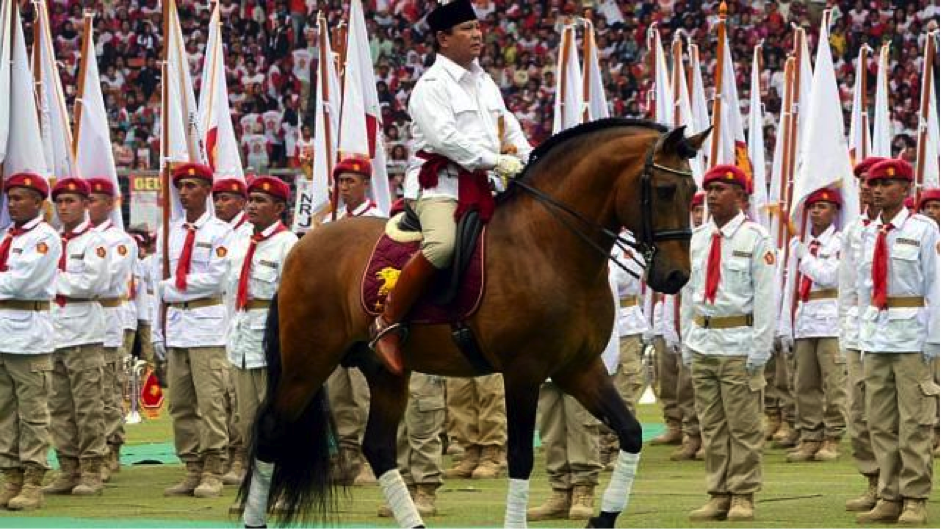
[360,207,493,374]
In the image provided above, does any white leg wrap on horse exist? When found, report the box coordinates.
[504,478,530,528]
[601,450,640,513]
[379,469,423,528]
[243,460,274,527]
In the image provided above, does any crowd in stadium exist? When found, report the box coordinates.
[21,0,941,189]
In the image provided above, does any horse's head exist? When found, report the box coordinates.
[615,125,710,294]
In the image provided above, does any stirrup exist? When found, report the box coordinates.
[368,319,409,352]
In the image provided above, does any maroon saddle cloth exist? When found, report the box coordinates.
[360,232,486,325]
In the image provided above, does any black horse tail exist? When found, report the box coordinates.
[237,292,340,526]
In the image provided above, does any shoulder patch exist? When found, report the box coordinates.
[96,247,107,258]
[117,244,128,256]
[216,246,228,258]
[764,251,775,265]
[36,242,48,255]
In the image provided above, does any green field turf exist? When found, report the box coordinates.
[0,403,937,528]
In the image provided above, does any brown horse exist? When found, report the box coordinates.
[238,118,708,528]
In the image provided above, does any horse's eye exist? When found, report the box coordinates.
[656,183,676,200]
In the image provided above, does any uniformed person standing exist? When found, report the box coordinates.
[42,179,109,497]
[87,178,138,479]
[377,374,447,518]
[855,159,939,525]
[443,375,507,479]
[212,178,250,486]
[0,174,60,511]
[778,188,847,463]
[838,157,885,511]
[129,229,154,364]
[370,0,530,374]
[225,176,297,506]
[326,157,382,485]
[153,163,233,498]
[681,165,775,522]
[917,188,939,226]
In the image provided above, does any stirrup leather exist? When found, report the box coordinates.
[368,318,409,351]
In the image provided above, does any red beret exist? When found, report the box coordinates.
[853,157,886,178]
[690,192,705,209]
[805,188,842,209]
[866,159,914,182]
[703,164,749,192]
[212,178,247,198]
[333,157,372,180]
[52,177,91,200]
[172,163,214,186]
[247,176,290,201]
[5,172,50,199]
[917,188,940,211]
[86,177,117,197]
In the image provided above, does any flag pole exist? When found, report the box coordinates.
[581,19,592,124]
[559,21,572,124]
[671,35,683,129]
[860,45,870,161]
[72,12,94,159]
[328,15,343,221]
[915,31,937,201]
[776,56,795,250]
[708,2,728,166]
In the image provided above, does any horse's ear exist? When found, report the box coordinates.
[686,126,713,152]
[660,125,697,160]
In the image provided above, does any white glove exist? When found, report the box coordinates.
[779,335,794,354]
[745,358,764,375]
[795,242,808,260]
[924,343,940,363]
[495,154,524,178]
[153,341,167,362]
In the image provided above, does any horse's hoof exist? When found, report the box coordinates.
[586,511,619,528]
[245,525,267,528]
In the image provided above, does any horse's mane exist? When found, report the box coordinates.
[498,118,668,203]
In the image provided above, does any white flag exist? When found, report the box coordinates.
[790,14,858,231]
[847,46,872,167]
[649,27,672,126]
[0,0,12,166]
[553,23,583,132]
[712,26,752,185]
[687,43,711,168]
[34,0,75,180]
[671,39,703,184]
[747,45,769,229]
[871,44,892,157]
[583,23,609,121]
[74,15,123,228]
[198,5,244,182]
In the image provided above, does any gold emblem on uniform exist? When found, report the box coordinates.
[886,167,895,176]
[375,267,401,310]
[726,172,734,179]
[117,244,128,256]
[231,183,238,192]
[68,183,76,191]
[36,242,48,255]
[96,247,106,258]
[216,246,228,258]
[353,163,361,172]
[262,183,271,191]
[188,167,196,176]
[24,177,32,186]
[764,251,775,265]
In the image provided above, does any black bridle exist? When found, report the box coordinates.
[510,136,694,279]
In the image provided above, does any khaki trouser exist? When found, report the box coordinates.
[414,197,457,269]
[235,367,267,446]
[102,330,135,447]
[612,335,643,414]
[168,346,229,463]
[864,352,937,500]
[793,337,847,441]
[0,353,52,469]
[397,374,445,487]
[326,366,370,451]
[655,337,682,428]
[137,323,154,363]
[49,344,107,460]
[846,349,878,476]
[224,367,243,454]
[692,353,764,495]
[539,382,602,489]
[446,374,506,448]
[763,351,796,423]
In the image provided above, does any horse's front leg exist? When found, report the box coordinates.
[360,362,420,528]
[501,374,542,528]
[554,358,643,529]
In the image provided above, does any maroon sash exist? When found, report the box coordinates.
[416,151,495,222]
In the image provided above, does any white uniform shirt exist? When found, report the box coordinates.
[681,211,776,365]
[611,249,648,337]
[229,211,254,239]
[152,211,233,348]
[336,200,384,220]
[838,214,876,351]
[0,216,61,355]
[92,220,138,346]
[225,222,297,369]
[53,221,108,349]
[857,208,940,354]
[133,255,152,324]
[778,224,842,339]
[404,55,531,200]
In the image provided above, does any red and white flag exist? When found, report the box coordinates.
[198,4,243,183]
[711,24,752,181]
[338,0,391,214]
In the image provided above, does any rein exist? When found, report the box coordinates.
[510,136,694,280]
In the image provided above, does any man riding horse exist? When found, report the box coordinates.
[368,0,532,375]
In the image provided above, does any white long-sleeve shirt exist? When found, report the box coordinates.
[404,54,531,200]
[92,220,138,346]
[0,216,61,355]
[611,248,648,337]
[681,211,776,366]
[838,214,876,351]
[151,211,233,348]
[857,208,939,354]
[53,221,108,349]
[778,224,843,339]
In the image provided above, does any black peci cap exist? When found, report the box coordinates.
[427,0,478,34]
